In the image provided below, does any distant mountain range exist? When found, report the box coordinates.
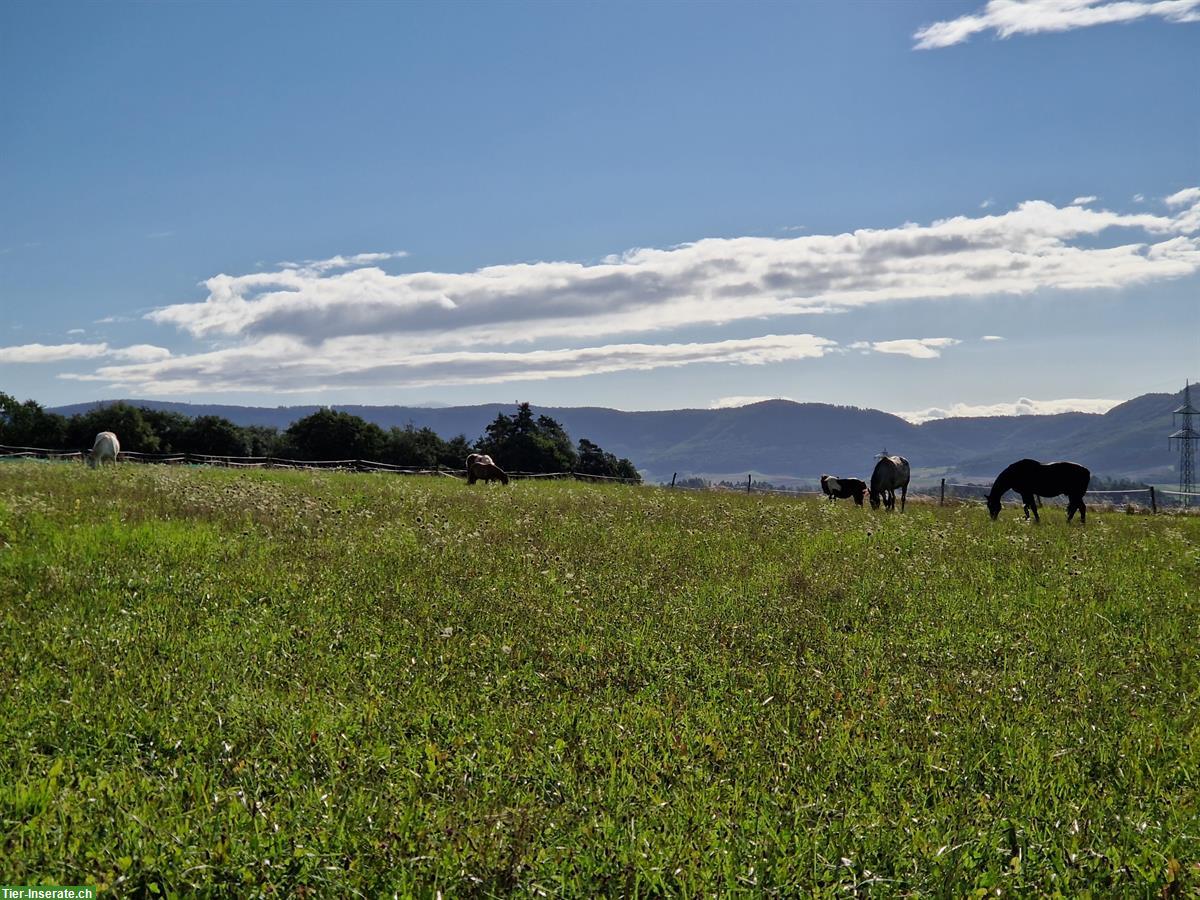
[50,391,1188,484]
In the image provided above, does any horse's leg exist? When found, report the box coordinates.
[1029,495,1040,523]
[900,486,907,512]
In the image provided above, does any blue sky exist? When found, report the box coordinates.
[1,0,1197,420]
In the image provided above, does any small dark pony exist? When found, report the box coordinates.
[869,455,910,512]
[820,474,867,506]
[466,453,510,485]
[986,458,1090,523]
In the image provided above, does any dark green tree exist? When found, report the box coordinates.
[180,415,251,456]
[65,403,160,452]
[242,425,282,457]
[575,438,641,482]
[137,408,193,452]
[478,403,577,472]
[440,434,475,468]
[0,393,68,448]
[386,425,446,467]
[282,408,386,460]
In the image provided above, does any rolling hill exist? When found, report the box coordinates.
[50,390,1187,484]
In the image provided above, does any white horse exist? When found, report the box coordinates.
[89,431,120,468]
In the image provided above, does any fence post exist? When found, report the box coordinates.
[1149,485,1157,514]
[747,474,752,494]
[670,472,677,488]
[940,478,946,506]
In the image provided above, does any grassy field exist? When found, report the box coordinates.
[1,462,1197,897]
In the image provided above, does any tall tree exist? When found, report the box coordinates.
[478,403,577,472]
[440,434,475,468]
[0,393,67,448]
[65,403,160,452]
[180,415,251,456]
[283,408,386,460]
[576,438,641,482]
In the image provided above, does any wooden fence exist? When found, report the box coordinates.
[5,443,1197,508]
[0,444,640,484]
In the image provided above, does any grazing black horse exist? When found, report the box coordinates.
[986,459,1090,523]
[820,475,867,506]
[869,455,910,511]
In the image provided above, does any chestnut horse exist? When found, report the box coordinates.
[466,453,509,485]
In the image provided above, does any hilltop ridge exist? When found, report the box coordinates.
[49,391,1185,483]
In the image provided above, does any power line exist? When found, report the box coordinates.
[1170,380,1198,508]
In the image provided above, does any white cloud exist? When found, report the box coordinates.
[1070,195,1098,206]
[980,198,996,209]
[849,337,961,359]
[147,193,1200,353]
[1165,188,1200,207]
[64,188,1199,395]
[981,334,1006,341]
[108,344,172,363]
[278,251,408,275]
[67,328,86,335]
[61,333,837,394]
[0,342,171,364]
[1133,193,1146,203]
[914,0,1200,49]
[0,342,111,363]
[1165,188,1200,232]
[710,395,795,409]
[898,396,1123,423]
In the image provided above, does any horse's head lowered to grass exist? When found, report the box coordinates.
[466,453,509,485]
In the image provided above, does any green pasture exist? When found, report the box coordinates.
[0,462,1197,896]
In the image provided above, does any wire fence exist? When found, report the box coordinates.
[940,479,1196,512]
[669,473,1198,511]
[5,443,1196,509]
[0,444,641,484]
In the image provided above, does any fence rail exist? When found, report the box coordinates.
[938,478,1197,513]
[5,443,1197,509]
[0,444,641,484]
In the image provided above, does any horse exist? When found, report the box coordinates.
[88,431,120,468]
[466,453,509,485]
[986,459,1090,523]
[869,455,910,511]
[820,474,867,506]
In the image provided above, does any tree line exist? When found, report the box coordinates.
[0,395,640,481]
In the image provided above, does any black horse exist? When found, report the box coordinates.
[869,455,910,511]
[986,459,1090,523]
